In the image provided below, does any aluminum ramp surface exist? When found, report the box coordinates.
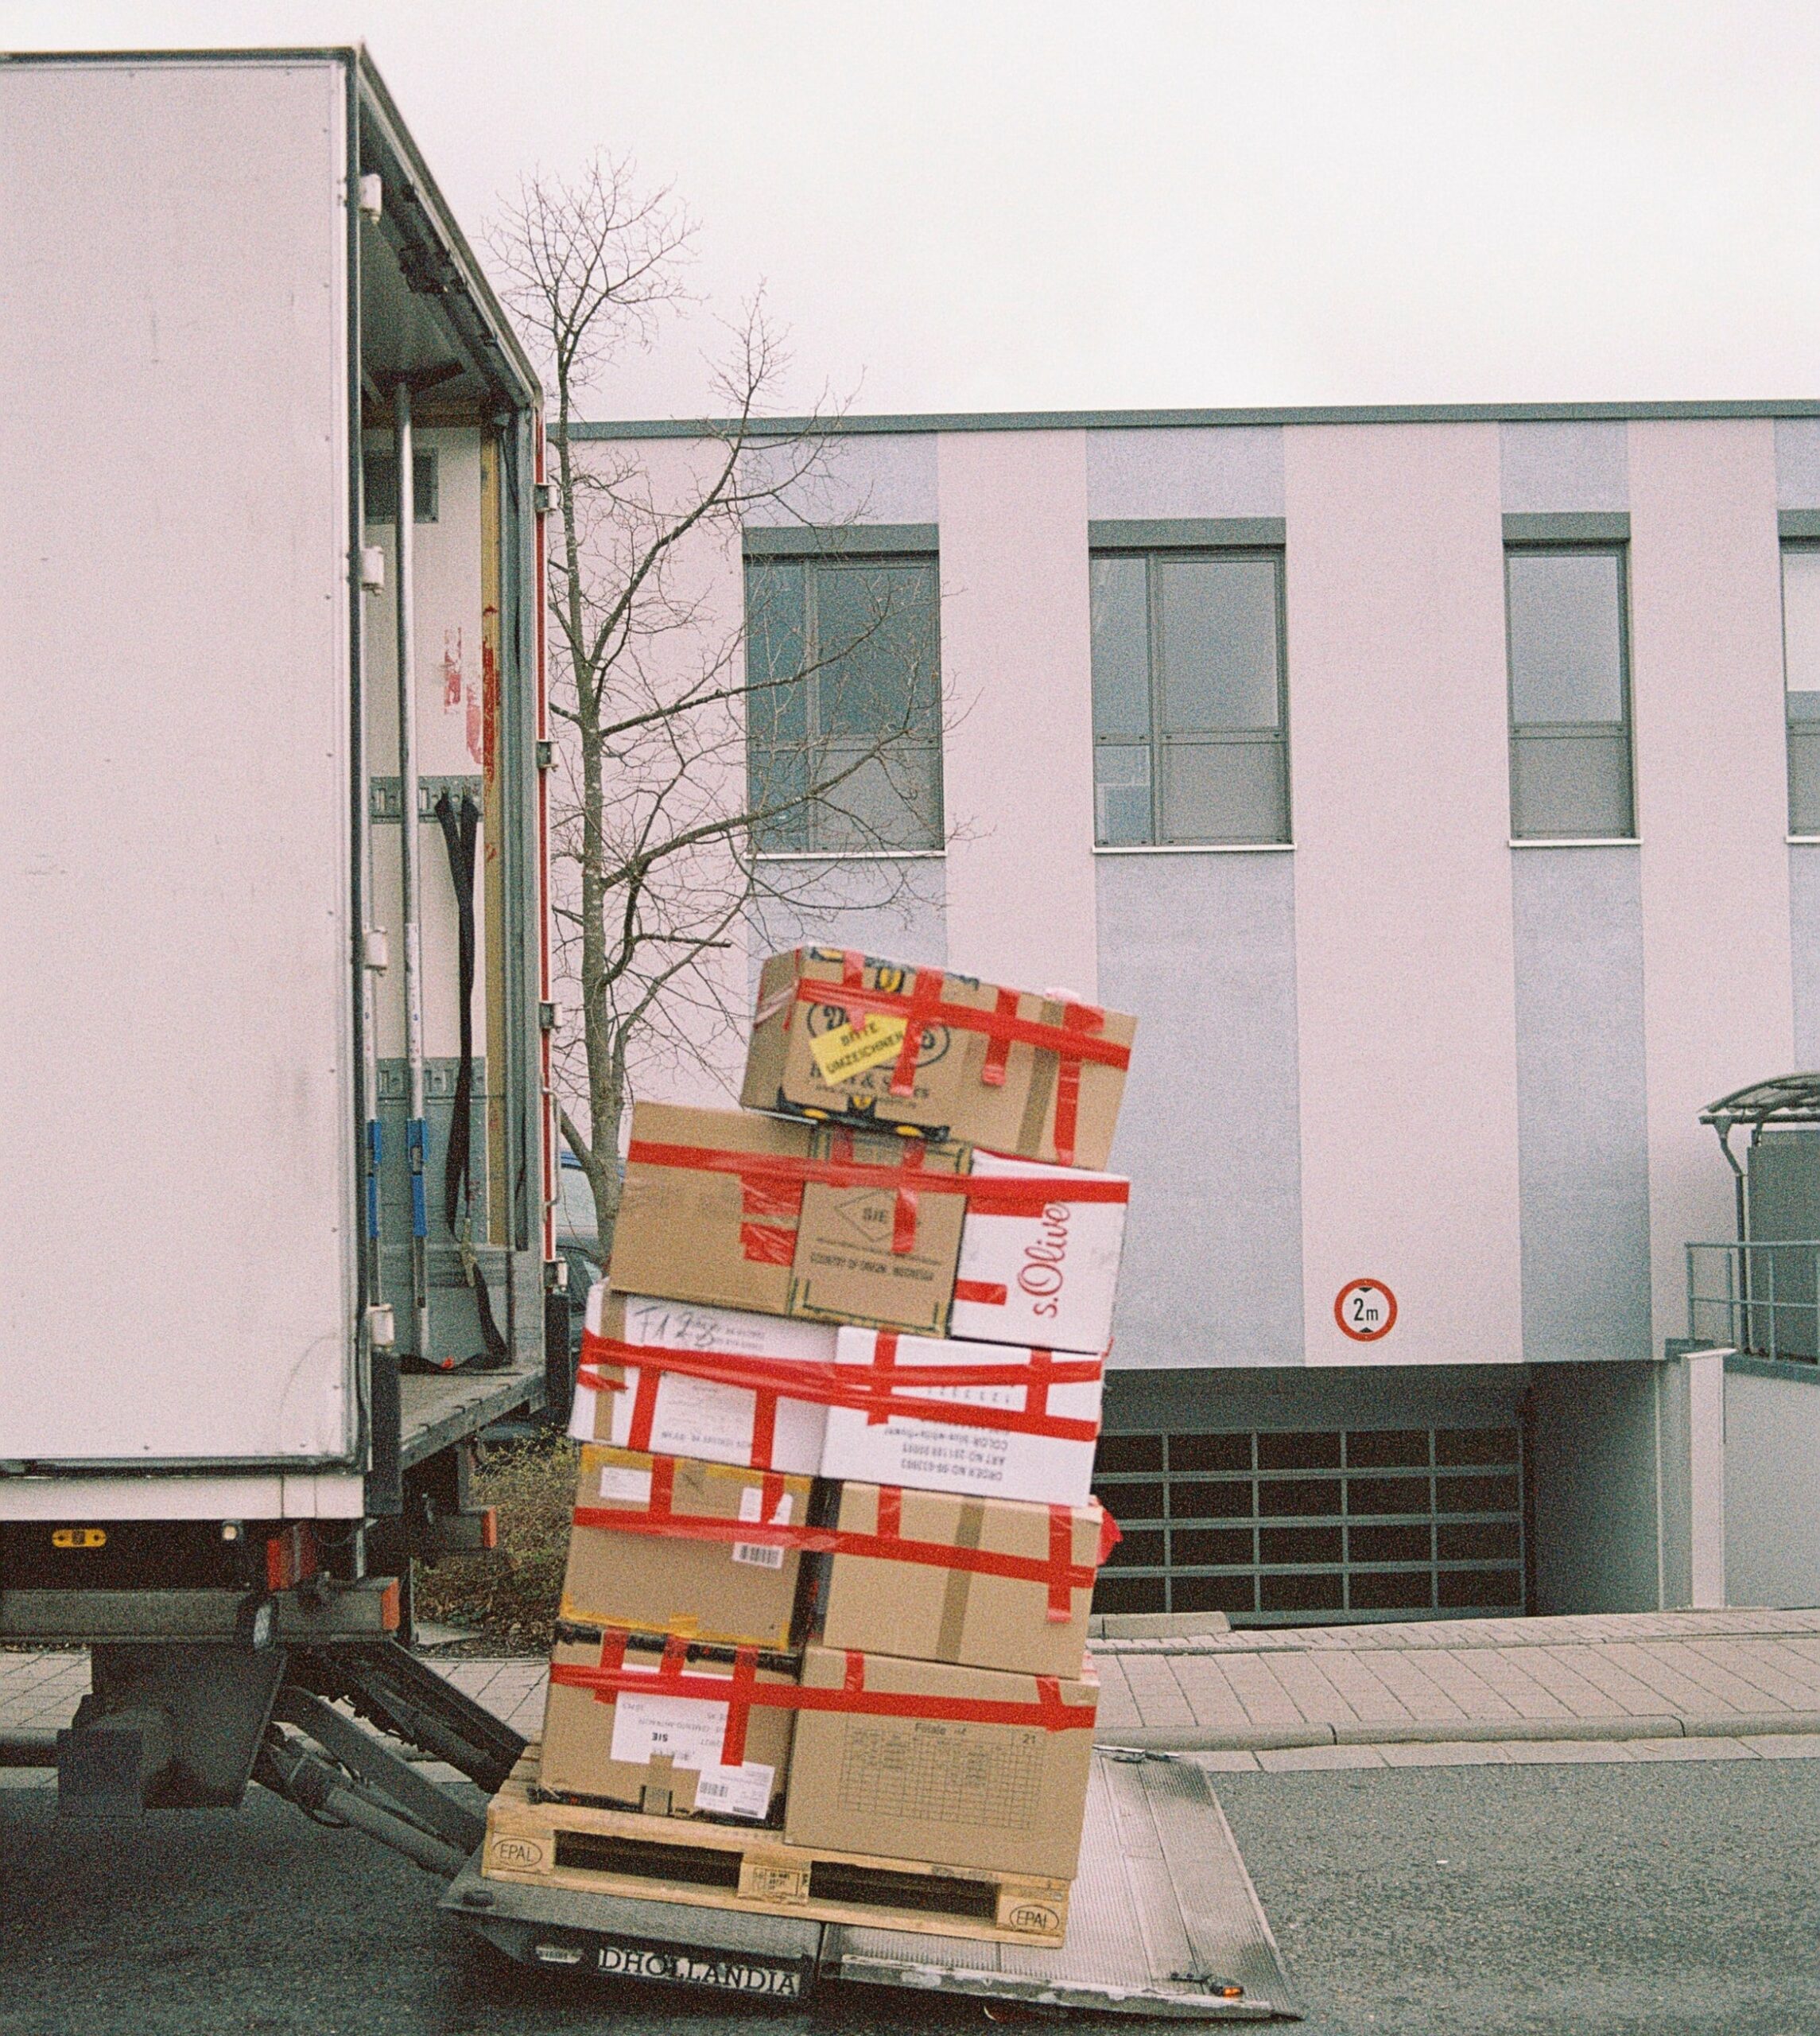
[822,1750,1297,2019]
[447,1748,1299,2019]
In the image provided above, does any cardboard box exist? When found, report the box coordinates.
[819,1327,1102,1506]
[570,1288,834,1475]
[742,947,1136,1170]
[560,1445,816,1649]
[783,1646,1097,1879]
[817,1483,1104,1677]
[949,1151,1128,1354]
[608,1101,970,1336]
[541,1630,796,1823]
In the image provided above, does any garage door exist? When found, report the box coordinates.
[1090,1425,1527,1624]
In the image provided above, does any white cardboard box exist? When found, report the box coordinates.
[949,1150,1127,1355]
[819,1326,1102,1506]
[569,1288,834,1476]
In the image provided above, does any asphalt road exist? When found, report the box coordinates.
[0,1776,1166,2036]
[1213,1757,1820,2036]
[7,1758,1820,2034]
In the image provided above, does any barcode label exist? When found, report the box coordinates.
[731,1541,786,1569]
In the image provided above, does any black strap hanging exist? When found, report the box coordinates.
[436,787,508,1366]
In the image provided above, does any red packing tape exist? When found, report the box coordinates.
[577,1328,1104,1443]
[807,958,1130,1070]
[551,1641,1096,1767]
[571,1479,1111,1623]
[627,1137,1129,1213]
[811,958,1129,1167]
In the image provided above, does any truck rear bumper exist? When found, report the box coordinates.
[0,1579,399,1645]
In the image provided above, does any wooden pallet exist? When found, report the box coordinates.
[481,1747,1071,1947]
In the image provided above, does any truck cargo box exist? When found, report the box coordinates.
[0,49,550,1523]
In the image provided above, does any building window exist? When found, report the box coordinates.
[1505,546,1634,839]
[1783,545,1820,833]
[744,553,942,855]
[1089,549,1290,846]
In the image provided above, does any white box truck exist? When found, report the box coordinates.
[0,50,1290,2021]
[0,47,551,1820]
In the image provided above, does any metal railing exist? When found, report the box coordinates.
[1686,1240,1820,1363]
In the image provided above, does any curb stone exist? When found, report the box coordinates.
[1095,1708,1820,1754]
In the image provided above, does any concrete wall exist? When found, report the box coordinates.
[1096,853,1305,1368]
[596,411,1806,1405]
[1725,1359,1820,1608]
[937,429,1099,997]
[1283,425,1525,1370]
[1631,422,1793,1352]
[1510,848,1653,1362]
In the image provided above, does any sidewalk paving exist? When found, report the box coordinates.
[1092,1607,1820,1758]
[12,1608,1820,1773]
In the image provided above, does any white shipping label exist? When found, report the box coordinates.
[690,1762,775,1820]
[610,1689,731,1766]
[599,1465,654,1506]
[636,1371,762,1461]
[608,1692,774,1819]
[621,1295,839,1363]
[824,1327,1100,1506]
[733,1482,792,1566]
[596,1298,838,1475]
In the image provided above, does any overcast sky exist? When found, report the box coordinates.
[8,1,1820,420]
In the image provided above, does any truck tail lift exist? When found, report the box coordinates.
[437,1747,1298,2019]
[2,1667,1295,2019]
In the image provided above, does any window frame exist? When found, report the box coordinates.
[1781,537,1820,838]
[742,537,944,859]
[1088,533,1293,849]
[1503,537,1637,844]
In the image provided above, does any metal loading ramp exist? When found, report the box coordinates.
[824,1751,1296,2019]
[444,1749,1300,2019]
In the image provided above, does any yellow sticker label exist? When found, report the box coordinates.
[52,1528,106,1549]
[808,1012,908,1086]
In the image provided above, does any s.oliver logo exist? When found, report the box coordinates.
[1016,1202,1072,1319]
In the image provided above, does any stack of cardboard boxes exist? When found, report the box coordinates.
[495,946,1137,1934]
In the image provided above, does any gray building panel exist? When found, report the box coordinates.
[1790,847,1820,1062]
[745,857,947,998]
[1085,427,1284,523]
[1104,1365,1527,1434]
[1499,422,1628,512]
[1096,852,1305,1369]
[1776,418,1820,509]
[740,431,939,527]
[1511,847,1653,1362]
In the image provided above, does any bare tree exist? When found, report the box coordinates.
[487,157,945,1258]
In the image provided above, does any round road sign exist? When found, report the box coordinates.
[1334,1278,1397,1342]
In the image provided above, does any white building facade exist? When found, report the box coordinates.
[576,403,1820,1624]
